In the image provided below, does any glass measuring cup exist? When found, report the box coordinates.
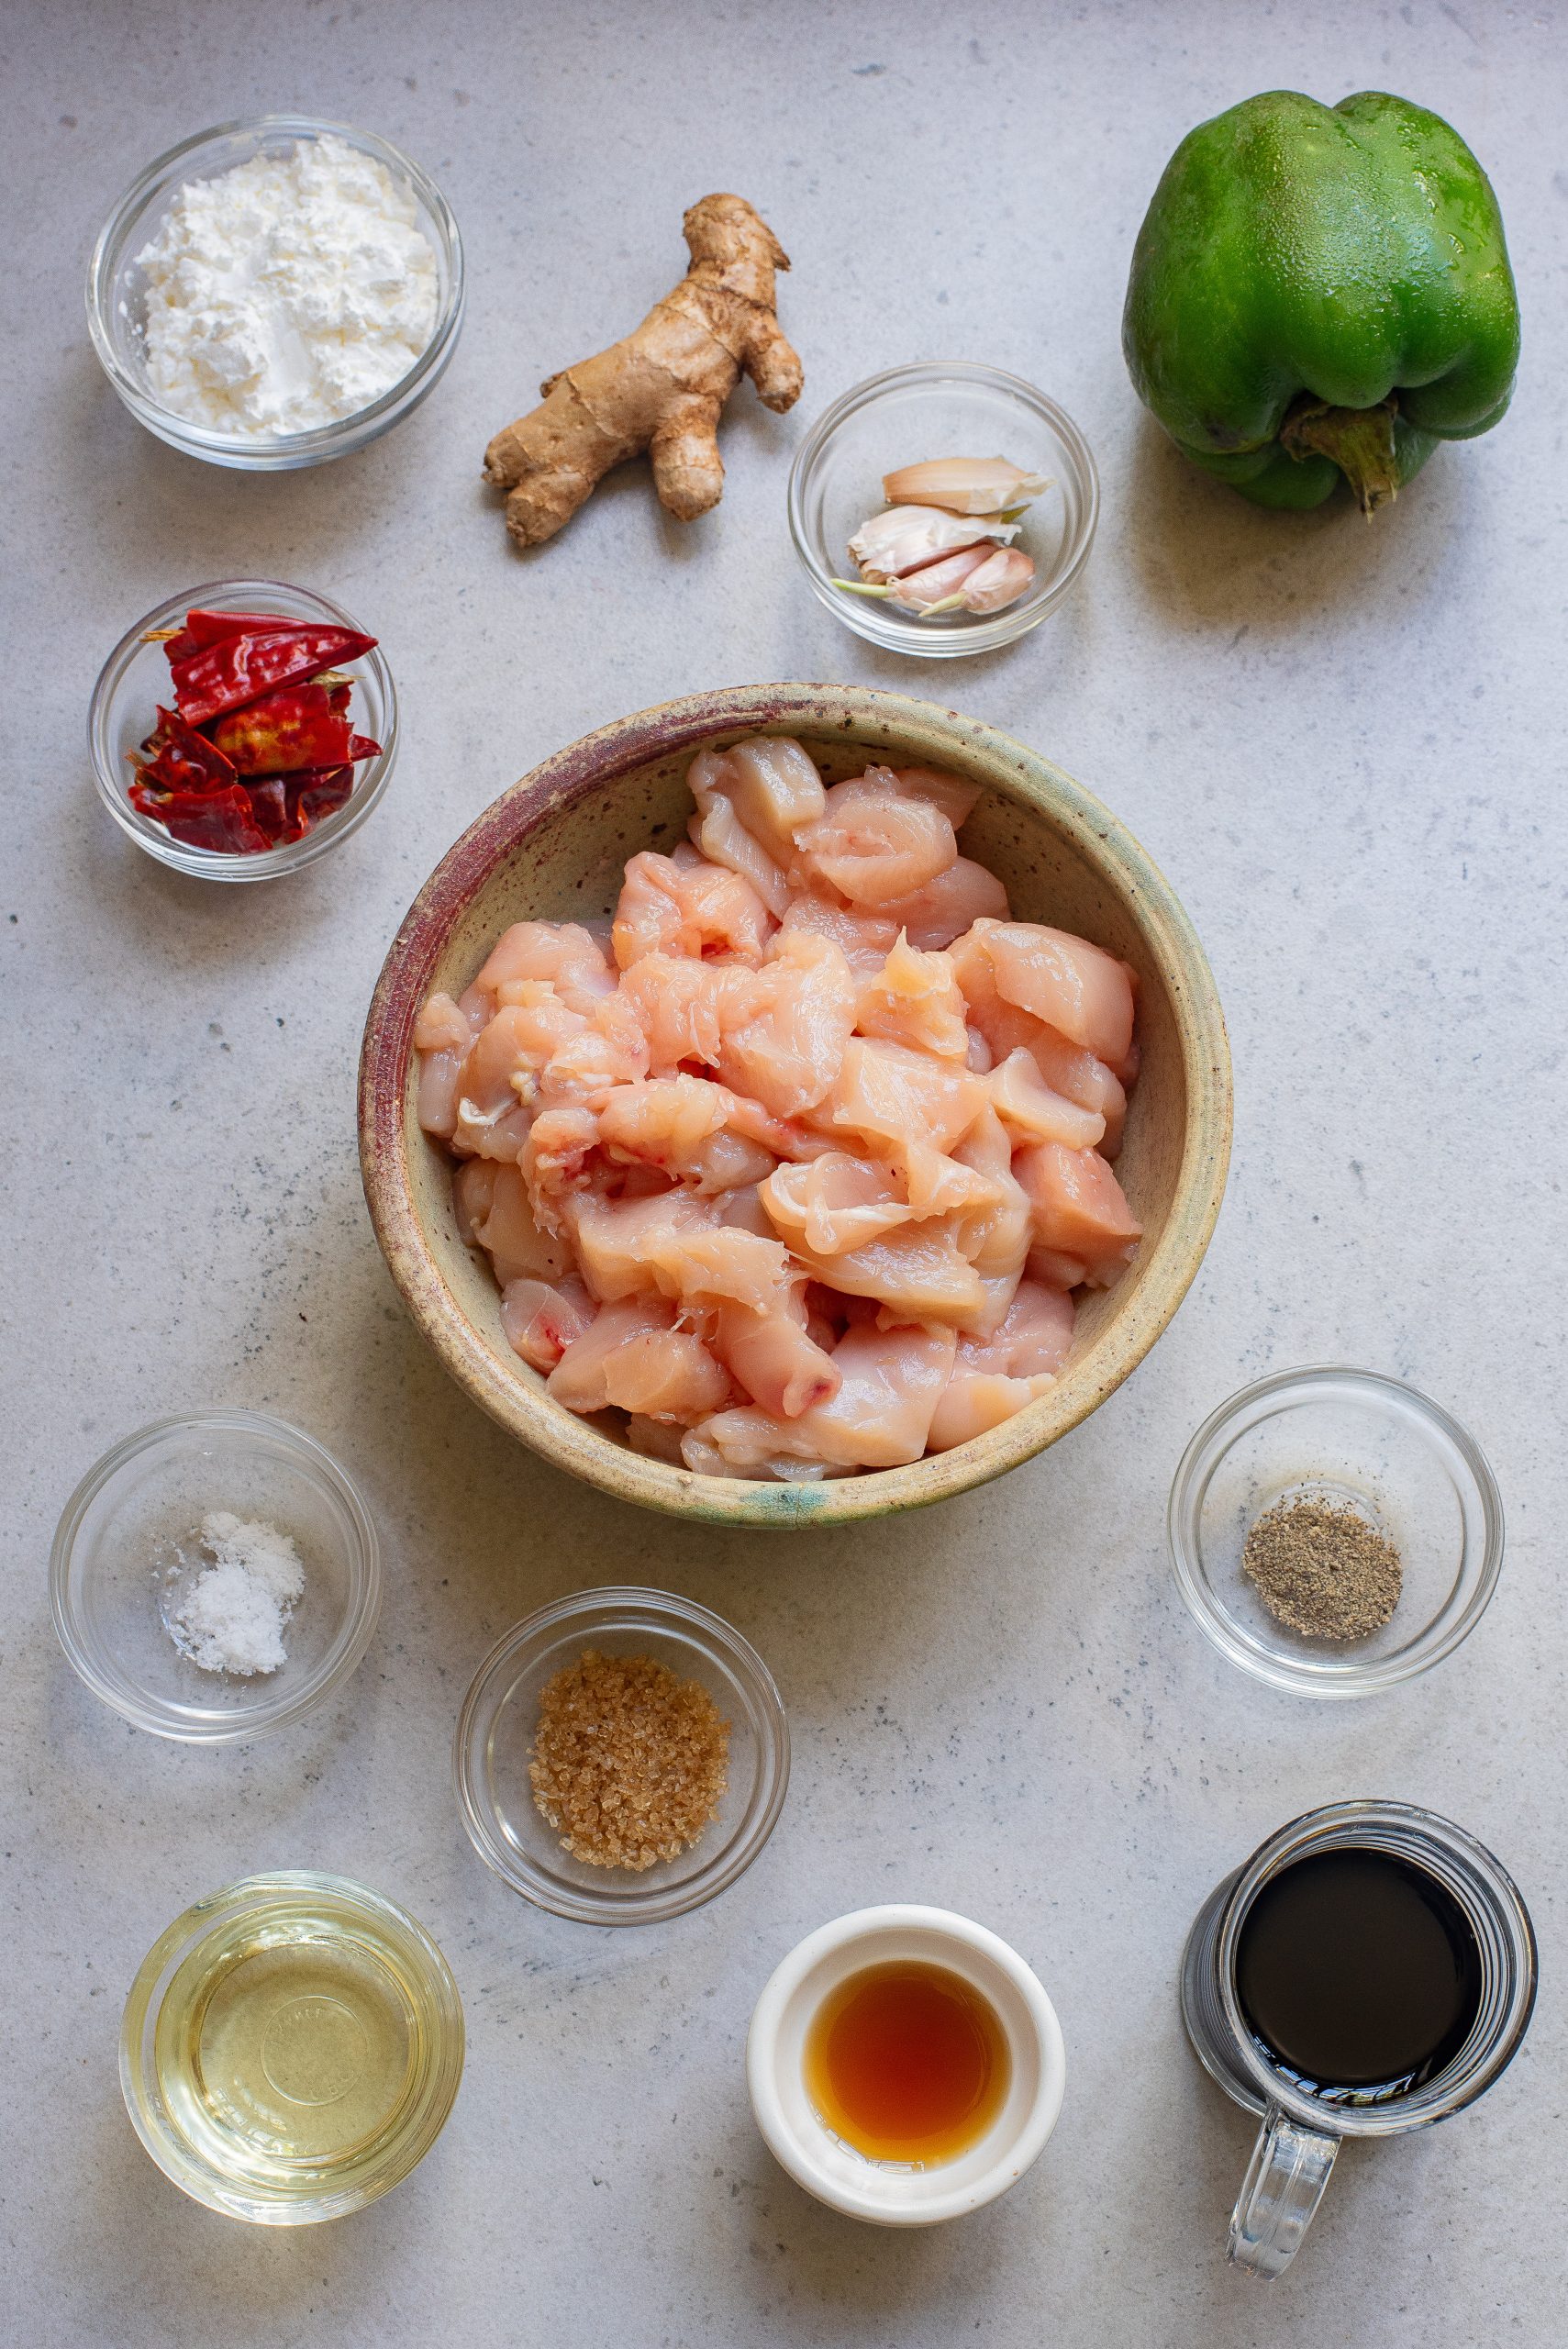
[1180,1800,1536,2278]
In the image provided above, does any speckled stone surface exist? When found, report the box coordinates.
[5,5,1564,2342]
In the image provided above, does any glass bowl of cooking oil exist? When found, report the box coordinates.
[120,1872,464,2224]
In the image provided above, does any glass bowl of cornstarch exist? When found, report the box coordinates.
[87,116,464,468]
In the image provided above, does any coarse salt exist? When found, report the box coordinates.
[165,1510,306,1676]
[135,134,439,438]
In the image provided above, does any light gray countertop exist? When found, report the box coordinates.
[5,3,1564,2342]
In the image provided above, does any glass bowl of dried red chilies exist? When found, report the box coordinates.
[90,579,396,880]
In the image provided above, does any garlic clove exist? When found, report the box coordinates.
[847,505,1019,582]
[880,458,1052,517]
[884,546,995,612]
[959,547,1037,614]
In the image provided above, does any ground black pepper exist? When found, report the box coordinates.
[1241,1495,1404,1640]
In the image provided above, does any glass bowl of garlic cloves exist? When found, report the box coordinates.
[788,362,1099,656]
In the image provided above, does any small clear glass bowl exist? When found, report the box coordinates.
[51,1411,382,1742]
[455,1586,789,1925]
[90,578,396,881]
[1168,1367,1504,1698]
[787,362,1098,657]
[87,115,464,468]
[121,1870,464,2224]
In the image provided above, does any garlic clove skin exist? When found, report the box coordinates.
[848,505,1019,583]
[880,458,1052,517]
[959,547,1037,614]
[883,546,996,612]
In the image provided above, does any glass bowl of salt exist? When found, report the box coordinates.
[50,1410,381,1742]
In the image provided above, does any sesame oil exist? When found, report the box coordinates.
[805,1959,1010,2165]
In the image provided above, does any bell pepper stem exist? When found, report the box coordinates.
[1280,395,1402,517]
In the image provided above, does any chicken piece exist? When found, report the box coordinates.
[569,1188,717,1300]
[600,1325,733,1421]
[873,856,1010,950]
[458,1159,570,1283]
[536,996,651,1108]
[717,929,858,1119]
[963,919,1137,1071]
[415,989,483,1137]
[686,738,825,914]
[784,1219,986,1327]
[951,930,1129,1152]
[927,1371,1054,1451]
[1013,1142,1141,1287]
[988,1048,1106,1151]
[500,1273,595,1370]
[625,1414,689,1464]
[617,952,764,1074]
[705,1294,841,1419]
[818,1037,988,1157]
[612,850,773,970]
[546,1296,676,1412]
[792,771,958,907]
[473,920,617,1017]
[948,1106,1031,1332]
[683,1322,957,1475]
[761,1153,916,1254]
[450,1006,557,1162]
[520,1105,604,1237]
[899,1140,1005,1219]
[650,1225,800,1315]
[926,1280,1073,1450]
[598,1076,776,1195]
[854,934,971,1061]
[717,1182,775,1238]
[1027,1245,1093,1290]
[890,767,983,829]
[778,894,900,976]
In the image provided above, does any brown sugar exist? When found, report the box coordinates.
[528,1648,730,1871]
[1242,1495,1404,1641]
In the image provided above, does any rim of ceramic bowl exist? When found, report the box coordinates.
[86,115,464,468]
[452,1585,790,1924]
[88,577,397,881]
[1167,1364,1505,1698]
[787,362,1100,656]
[50,1408,383,1742]
[358,683,1232,1527]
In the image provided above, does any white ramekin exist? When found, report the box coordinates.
[746,1903,1065,2225]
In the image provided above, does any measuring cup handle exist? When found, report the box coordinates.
[1227,2104,1340,2278]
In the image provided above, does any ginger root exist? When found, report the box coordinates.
[483,194,803,547]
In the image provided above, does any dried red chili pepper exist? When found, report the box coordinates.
[135,706,239,796]
[129,780,271,853]
[171,624,375,727]
[288,764,355,827]
[162,608,305,662]
[209,684,361,775]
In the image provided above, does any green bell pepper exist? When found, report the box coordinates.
[1122,90,1520,513]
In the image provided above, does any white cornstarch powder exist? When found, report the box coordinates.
[135,135,439,437]
[166,1511,306,1675]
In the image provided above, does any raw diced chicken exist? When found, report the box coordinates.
[473,920,617,1017]
[612,851,773,969]
[1013,1142,1142,1287]
[874,856,1010,950]
[500,1274,595,1370]
[779,895,901,975]
[717,930,858,1118]
[412,741,1143,1476]
[683,1323,957,1475]
[793,771,957,906]
[964,919,1137,1070]
[546,1297,676,1412]
[855,935,970,1061]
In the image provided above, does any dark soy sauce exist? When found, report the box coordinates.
[1236,1848,1483,2100]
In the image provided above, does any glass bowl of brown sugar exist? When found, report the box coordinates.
[1168,1367,1504,1698]
[453,1586,789,1923]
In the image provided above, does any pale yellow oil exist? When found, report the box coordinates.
[155,1898,420,2192]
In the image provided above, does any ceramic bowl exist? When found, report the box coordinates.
[358,685,1232,1527]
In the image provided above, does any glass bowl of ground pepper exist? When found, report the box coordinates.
[89,579,396,880]
[1167,1367,1504,1698]
[454,1586,789,1924]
